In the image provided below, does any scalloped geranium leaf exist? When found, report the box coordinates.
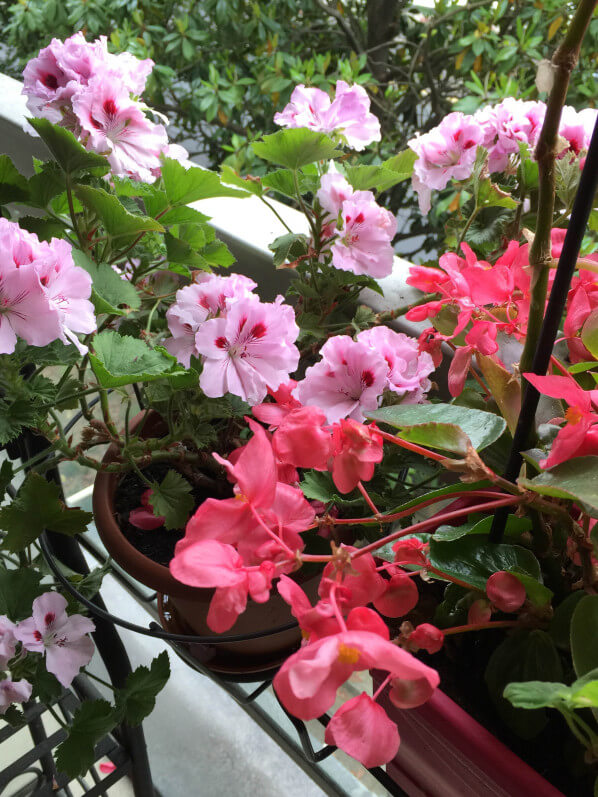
[148,470,194,530]
[0,564,45,621]
[29,118,110,176]
[519,457,598,517]
[75,185,163,241]
[55,700,121,778]
[72,250,140,316]
[161,158,247,206]
[252,128,340,169]
[89,331,187,388]
[366,403,506,452]
[115,651,170,725]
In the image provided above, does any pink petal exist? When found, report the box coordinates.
[324,693,399,767]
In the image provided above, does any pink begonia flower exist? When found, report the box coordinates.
[172,419,314,569]
[164,274,257,368]
[129,489,165,530]
[274,81,380,151]
[252,380,301,428]
[273,628,439,724]
[278,575,341,642]
[408,112,484,213]
[393,538,428,567]
[15,593,95,687]
[325,692,400,767]
[330,193,397,278]
[0,264,62,354]
[486,572,526,613]
[524,373,598,468]
[196,295,300,405]
[169,539,276,632]
[319,547,386,610]
[272,406,333,470]
[373,574,419,619]
[468,598,492,626]
[330,419,383,494]
[295,335,388,423]
[388,674,436,710]
[0,616,17,669]
[73,77,170,183]
[0,679,32,715]
[407,623,444,654]
[357,327,435,402]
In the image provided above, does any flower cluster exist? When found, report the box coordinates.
[316,164,397,278]
[294,328,434,423]
[274,81,381,151]
[0,218,95,355]
[409,99,597,212]
[165,273,300,405]
[0,593,95,714]
[23,33,188,182]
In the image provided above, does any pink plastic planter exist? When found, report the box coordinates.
[371,671,565,797]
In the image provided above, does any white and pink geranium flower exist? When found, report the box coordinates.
[0,219,95,355]
[274,80,381,151]
[23,33,187,182]
[15,593,95,688]
[316,163,397,278]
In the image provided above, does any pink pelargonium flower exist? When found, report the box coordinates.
[35,238,96,353]
[475,99,546,173]
[129,489,165,530]
[324,692,400,768]
[523,374,598,468]
[331,192,397,278]
[169,540,276,632]
[15,593,95,687]
[316,163,354,218]
[357,326,435,402]
[294,336,388,424]
[330,419,383,494]
[73,77,170,182]
[274,81,380,151]
[408,112,484,213]
[165,273,257,368]
[0,264,62,354]
[0,616,17,669]
[272,630,439,753]
[196,295,300,405]
[0,679,32,715]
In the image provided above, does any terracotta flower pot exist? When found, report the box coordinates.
[92,410,313,677]
[371,670,565,797]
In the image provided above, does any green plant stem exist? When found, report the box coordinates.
[260,195,293,233]
[457,206,479,249]
[563,709,593,748]
[83,669,116,692]
[519,0,598,375]
[145,297,162,337]
[99,389,120,440]
[293,169,319,243]
[65,174,86,251]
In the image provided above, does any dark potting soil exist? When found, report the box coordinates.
[387,583,594,797]
[114,463,233,567]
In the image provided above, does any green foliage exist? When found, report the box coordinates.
[269,233,309,267]
[55,700,121,777]
[29,118,110,176]
[115,650,170,725]
[571,595,598,678]
[148,470,194,530]
[74,185,164,240]
[519,457,598,517]
[252,128,340,169]
[0,564,45,621]
[366,403,507,453]
[0,472,92,552]
[89,331,187,388]
[161,158,247,206]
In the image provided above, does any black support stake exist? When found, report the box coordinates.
[490,115,598,543]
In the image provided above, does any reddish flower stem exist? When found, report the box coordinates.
[443,620,519,636]
[328,584,348,632]
[357,481,380,515]
[248,504,295,558]
[351,496,521,560]
[376,429,447,462]
[372,673,393,700]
